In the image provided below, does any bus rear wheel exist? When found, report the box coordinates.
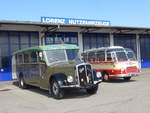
[102,73,109,82]
[18,76,27,89]
[124,77,131,81]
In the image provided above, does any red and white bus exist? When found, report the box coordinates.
[82,46,140,81]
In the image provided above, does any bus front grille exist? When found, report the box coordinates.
[126,66,138,73]
[77,64,93,86]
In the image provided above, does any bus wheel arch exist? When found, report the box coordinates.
[49,74,66,99]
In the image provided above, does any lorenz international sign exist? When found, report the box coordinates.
[41,17,111,26]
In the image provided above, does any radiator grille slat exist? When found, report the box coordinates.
[77,64,93,86]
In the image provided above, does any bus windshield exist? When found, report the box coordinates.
[45,50,66,63]
[126,51,136,60]
[45,49,79,64]
[66,49,79,61]
[116,52,128,61]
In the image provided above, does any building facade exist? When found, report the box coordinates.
[0,20,150,81]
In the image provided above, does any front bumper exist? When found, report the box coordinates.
[110,73,139,78]
[59,79,102,89]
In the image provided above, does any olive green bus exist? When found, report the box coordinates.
[12,44,102,99]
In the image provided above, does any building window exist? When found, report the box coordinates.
[20,32,39,49]
[1,57,9,68]
[114,34,137,56]
[55,34,63,44]
[30,33,39,47]
[0,31,39,69]
[0,32,9,56]
[140,34,150,59]
[83,33,110,50]
[10,32,19,54]
[45,32,78,45]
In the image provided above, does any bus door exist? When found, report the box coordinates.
[28,51,42,86]
[30,51,47,87]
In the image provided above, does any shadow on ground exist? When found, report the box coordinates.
[104,79,137,83]
[13,81,92,99]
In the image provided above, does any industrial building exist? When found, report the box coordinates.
[0,17,150,81]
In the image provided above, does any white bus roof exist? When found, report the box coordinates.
[83,46,124,53]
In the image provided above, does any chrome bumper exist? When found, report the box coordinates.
[112,73,140,78]
[60,79,102,88]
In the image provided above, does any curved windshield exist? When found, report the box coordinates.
[66,49,79,61]
[45,50,66,63]
[127,51,136,60]
[45,49,80,64]
[116,52,128,61]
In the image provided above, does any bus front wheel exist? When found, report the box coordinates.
[50,79,65,99]
[86,84,98,94]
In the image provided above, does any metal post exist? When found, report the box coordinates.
[136,34,141,68]
[39,30,45,46]
[110,33,114,46]
[78,32,83,57]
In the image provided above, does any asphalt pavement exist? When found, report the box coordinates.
[0,68,150,113]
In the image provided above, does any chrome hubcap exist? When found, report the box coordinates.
[104,74,109,81]
[20,79,24,86]
[52,82,59,95]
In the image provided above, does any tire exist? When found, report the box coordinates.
[50,79,65,99]
[18,76,27,89]
[86,84,98,94]
[102,73,109,82]
[124,77,131,81]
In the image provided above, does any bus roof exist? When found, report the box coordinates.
[13,44,79,55]
[83,46,123,53]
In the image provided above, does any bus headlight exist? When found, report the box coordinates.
[67,76,73,83]
[96,72,102,78]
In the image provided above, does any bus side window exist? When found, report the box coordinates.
[31,51,38,63]
[81,53,88,61]
[15,55,18,64]
[16,54,23,64]
[88,52,95,62]
[96,52,105,62]
[24,53,30,63]
[85,54,88,61]
[107,53,112,62]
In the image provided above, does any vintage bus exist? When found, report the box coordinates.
[82,46,140,81]
[12,44,102,99]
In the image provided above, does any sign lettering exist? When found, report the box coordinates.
[41,17,110,26]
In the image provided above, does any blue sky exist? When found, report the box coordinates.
[0,0,150,27]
